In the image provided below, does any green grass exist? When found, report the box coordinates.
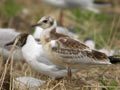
[1,0,21,18]
[72,9,120,49]
[98,78,120,90]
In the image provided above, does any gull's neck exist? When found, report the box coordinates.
[45,20,57,32]
[22,35,38,53]
[33,26,43,39]
[21,35,39,62]
[26,35,38,46]
[41,21,57,45]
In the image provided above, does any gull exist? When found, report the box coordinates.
[42,0,111,25]
[0,28,24,61]
[14,77,46,90]
[5,33,78,78]
[84,37,120,56]
[32,16,120,82]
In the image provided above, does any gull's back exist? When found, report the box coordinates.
[0,28,20,49]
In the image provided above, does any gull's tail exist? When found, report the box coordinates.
[108,55,120,64]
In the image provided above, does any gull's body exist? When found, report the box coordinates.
[0,28,24,60]
[39,16,111,67]
[41,32,111,69]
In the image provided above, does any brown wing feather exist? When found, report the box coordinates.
[49,29,88,50]
[51,38,109,63]
[58,37,89,49]
[50,29,70,40]
[48,30,110,63]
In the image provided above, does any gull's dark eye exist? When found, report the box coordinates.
[43,20,48,23]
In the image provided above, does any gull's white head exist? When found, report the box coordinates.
[32,16,57,30]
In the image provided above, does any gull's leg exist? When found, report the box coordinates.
[59,9,64,26]
[67,66,72,83]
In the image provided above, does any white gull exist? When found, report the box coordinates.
[5,33,78,78]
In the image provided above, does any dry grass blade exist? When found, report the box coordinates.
[109,17,120,48]
[10,49,15,90]
[51,80,63,90]
[0,38,19,90]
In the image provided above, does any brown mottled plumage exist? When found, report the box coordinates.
[32,16,111,82]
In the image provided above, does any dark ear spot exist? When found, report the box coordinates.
[18,33,29,47]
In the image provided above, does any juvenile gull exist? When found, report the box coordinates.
[32,16,120,82]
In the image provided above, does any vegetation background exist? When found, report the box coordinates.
[0,0,120,89]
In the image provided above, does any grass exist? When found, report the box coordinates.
[98,78,119,90]
[0,0,120,89]
[72,9,120,49]
[1,0,21,18]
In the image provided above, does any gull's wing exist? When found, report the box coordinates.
[36,45,56,65]
[49,37,111,65]
[36,52,55,66]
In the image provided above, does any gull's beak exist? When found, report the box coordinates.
[4,41,15,46]
[31,23,41,27]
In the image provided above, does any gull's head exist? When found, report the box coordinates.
[32,16,57,30]
[5,33,29,48]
